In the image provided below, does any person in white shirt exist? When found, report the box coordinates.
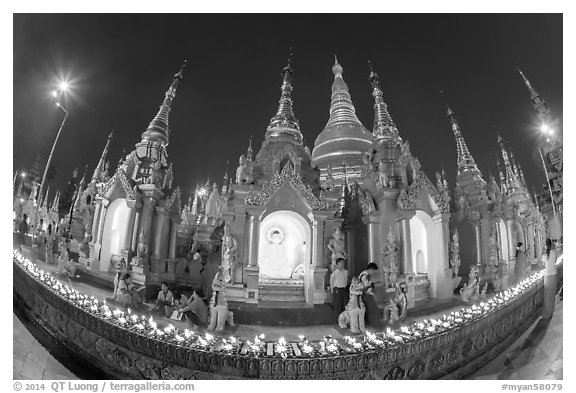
[330,258,348,321]
[153,282,174,317]
[542,239,558,319]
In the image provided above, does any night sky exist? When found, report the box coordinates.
[13,14,562,201]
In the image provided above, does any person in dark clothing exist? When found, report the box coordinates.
[18,214,29,246]
[359,262,382,327]
[179,289,209,328]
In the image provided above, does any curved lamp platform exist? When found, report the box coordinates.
[13,250,545,380]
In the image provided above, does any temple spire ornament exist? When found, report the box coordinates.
[41,186,50,209]
[497,134,516,185]
[265,51,303,144]
[447,105,480,175]
[141,60,187,146]
[368,61,401,144]
[246,137,253,161]
[51,190,60,212]
[325,56,364,129]
[92,131,113,183]
[517,67,552,125]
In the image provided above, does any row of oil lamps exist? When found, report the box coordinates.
[14,249,544,359]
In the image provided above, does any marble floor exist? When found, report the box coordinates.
[13,313,78,380]
[468,297,563,380]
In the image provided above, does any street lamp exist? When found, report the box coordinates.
[13,171,26,189]
[536,124,560,239]
[32,86,70,242]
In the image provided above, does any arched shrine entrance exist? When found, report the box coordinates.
[100,198,130,272]
[257,210,311,302]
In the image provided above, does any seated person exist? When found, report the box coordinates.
[165,291,188,319]
[153,282,174,317]
[178,290,209,328]
[116,273,145,310]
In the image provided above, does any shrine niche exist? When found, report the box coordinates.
[100,198,130,271]
[258,210,311,280]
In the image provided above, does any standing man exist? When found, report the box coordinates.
[330,258,348,322]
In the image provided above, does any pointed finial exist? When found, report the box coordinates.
[368,60,378,83]
[175,59,187,80]
[282,49,293,81]
[118,148,126,166]
[332,55,343,77]
[247,136,253,161]
[286,47,293,69]
[517,67,539,97]
[440,90,455,117]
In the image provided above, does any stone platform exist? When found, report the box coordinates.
[258,277,305,302]
[230,301,333,326]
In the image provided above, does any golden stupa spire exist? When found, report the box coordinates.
[517,67,553,127]
[51,190,60,212]
[368,60,401,144]
[246,136,253,161]
[41,185,50,209]
[325,56,363,129]
[447,104,480,175]
[91,131,113,183]
[517,67,538,98]
[141,60,187,146]
[265,50,303,144]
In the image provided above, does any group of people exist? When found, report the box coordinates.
[330,259,384,330]
[152,282,209,328]
[516,238,561,320]
[330,239,562,331]
[109,276,209,328]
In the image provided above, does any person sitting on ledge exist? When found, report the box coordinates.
[116,273,145,310]
[153,281,174,317]
[359,262,384,328]
[177,289,209,328]
[165,291,188,319]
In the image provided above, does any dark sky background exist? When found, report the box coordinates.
[13,14,562,201]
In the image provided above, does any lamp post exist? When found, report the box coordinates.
[13,171,26,189]
[32,89,69,243]
[537,124,560,240]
